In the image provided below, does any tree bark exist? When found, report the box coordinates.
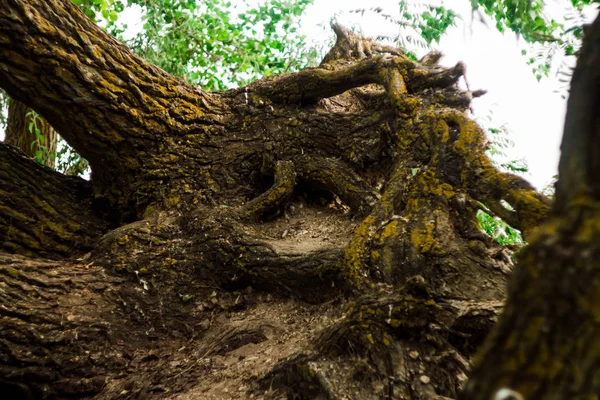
[0,1,556,399]
[461,14,600,400]
[0,144,109,258]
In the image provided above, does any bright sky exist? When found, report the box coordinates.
[299,0,597,189]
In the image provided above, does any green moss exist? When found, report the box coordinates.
[378,221,399,240]
[3,266,19,279]
[343,215,377,286]
[115,257,127,271]
[163,257,177,266]
[410,219,445,255]
[370,250,380,262]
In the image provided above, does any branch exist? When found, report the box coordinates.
[0,0,215,174]
[0,144,109,258]
[241,160,296,220]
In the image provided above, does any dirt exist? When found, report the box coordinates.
[97,200,355,399]
[244,197,357,255]
[174,200,354,399]
[173,297,347,400]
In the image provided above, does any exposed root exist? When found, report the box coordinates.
[241,160,296,220]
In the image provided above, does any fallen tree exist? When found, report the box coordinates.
[3,0,592,399]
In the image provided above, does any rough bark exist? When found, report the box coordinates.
[4,97,57,168]
[0,144,109,258]
[0,0,557,399]
[461,14,600,400]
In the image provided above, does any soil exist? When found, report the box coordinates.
[97,199,356,399]
[177,199,354,399]
[174,297,348,400]
[244,196,357,255]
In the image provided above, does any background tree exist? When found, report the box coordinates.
[4,98,57,168]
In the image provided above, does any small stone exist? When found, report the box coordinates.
[409,351,419,360]
[420,375,430,384]
[198,319,210,330]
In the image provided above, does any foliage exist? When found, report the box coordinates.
[71,0,123,22]
[23,109,89,175]
[541,174,558,198]
[476,112,529,175]
[352,1,597,85]
[350,2,459,59]
[138,0,317,89]
[55,138,90,176]
[469,0,599,82]
[72,0,317,90]
[477,209,524,245]
[25,110,55,167]
[471,112,527,245]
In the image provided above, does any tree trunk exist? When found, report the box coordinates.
[0,1,555,399]
[4,97,57,168]
[461,14,600,400]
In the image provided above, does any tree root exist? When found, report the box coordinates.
[241,160,296,220]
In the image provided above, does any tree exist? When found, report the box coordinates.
[461,13,600,398]
[4,98,57,168]
[1,0,582,399]
[0,0,313,176]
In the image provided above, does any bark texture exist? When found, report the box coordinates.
[0,144,109,258]
[0,0,564,399]
[461,14,600,400]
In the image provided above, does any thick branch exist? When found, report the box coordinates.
[0,144,109,258]
[0,255,124,398]
[241,160,296,220]
[248,51,469,106]
[0,0,219,191]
